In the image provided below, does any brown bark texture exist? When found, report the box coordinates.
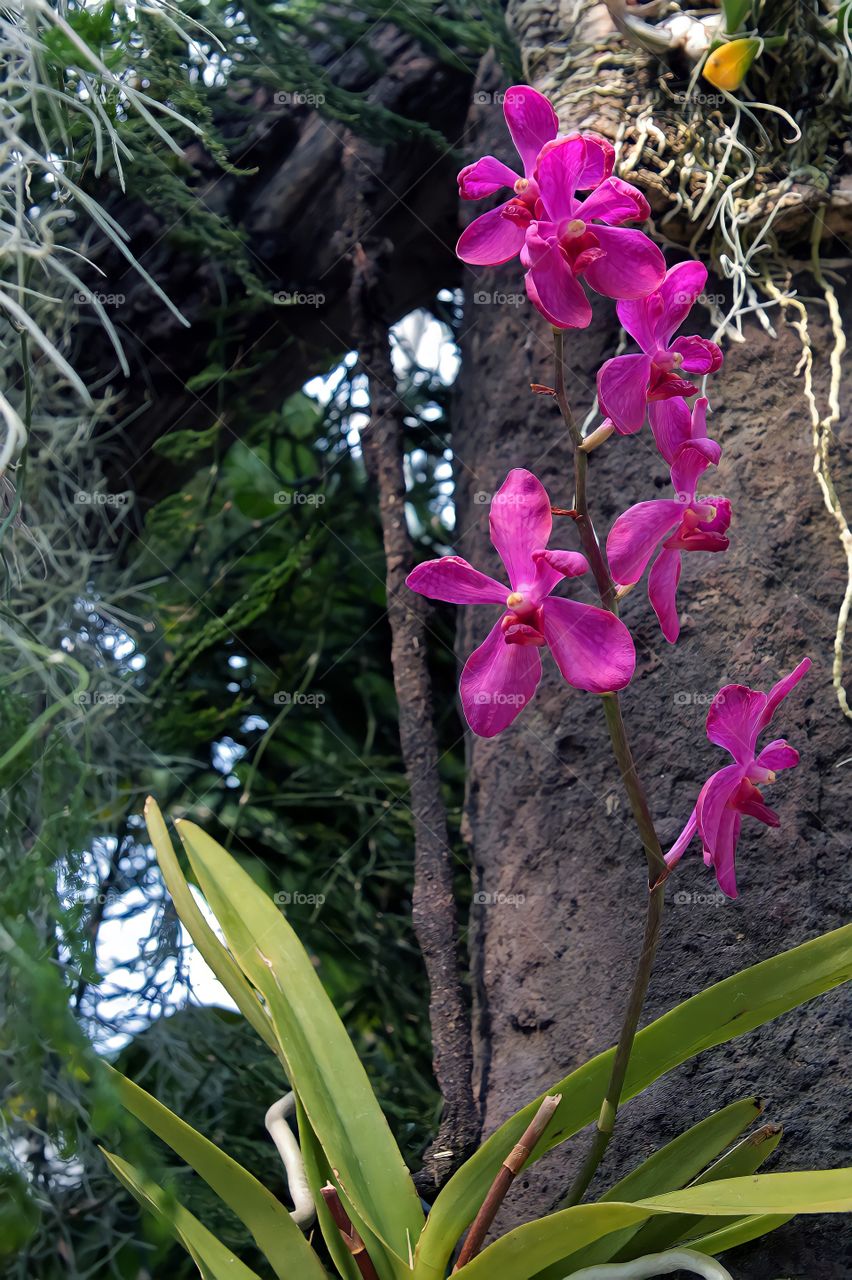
[452,10,852,1276]
[350,239,479,1192]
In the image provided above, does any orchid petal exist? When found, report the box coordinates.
[755,738,800,773]
[533,549,589,579]
[759,657,812,730]
[696,762,746,875]
[648,546,683,642]
[616,292,666,355]
[577,176,650,226]
[458,156,520,200]
[655,261,708,346]
[460,618,542,737]
[503,84,559,177]
[737,788,781,828]
[710,807,743,898]
[489,469,553,591]
[536,137,590,220]
[607,499,683,584]
[542,597,636,692]
[457,204,527,265]
[664,808,698,869]
[670,334,724,374]
[705,685,768,763]
[648,398,693,463]
[670,441,718,504]
[582,226,666,300]
[597,353,653,435]
[523,228,592,328]
[406,556,507,605]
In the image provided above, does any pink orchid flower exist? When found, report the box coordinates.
[406,469,636,737]
[520,139,666,328]
[664,658,811,897]
[606,398,731,642]
[597,262,723,435]
[456,85,561,267]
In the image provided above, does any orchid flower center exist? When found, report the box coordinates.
[565,218,586,237]
[514,177,530,195]
[671,351,684,368]
[506,591,525,609]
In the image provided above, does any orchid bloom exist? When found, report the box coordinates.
[606,398,731,642]
[456,84,560,267]
[665,659,811,897]
[597,262,723,436]
[406,470,636,737]
[455,86,665,328]
[520,138,666,328]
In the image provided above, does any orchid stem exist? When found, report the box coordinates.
[552,328,615,609]
[551,327,667,1205]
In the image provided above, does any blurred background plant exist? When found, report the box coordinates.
[0,2,479,1271]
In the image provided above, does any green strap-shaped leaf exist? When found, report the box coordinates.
[145,798,278,1054]
[101,1149,263,1280]
[417,924,852,1279]
[295,1095,362,1280]
[452,1171,852,1280]
[621,1123,783,1260]
[641,1169,852,1216]
[103,1064,328,1280]
[537,1097,764,1277]
[688,1212,792,1255]
[175,818,424,1277]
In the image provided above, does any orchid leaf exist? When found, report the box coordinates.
[721,0,752,34]
[687,1212,792,1255]
[417,923,852,1279]
[536,1096,764,1276]
[451,1171,852,1280]
[621,1121,783,1259]
[100,1149,263,1280]
[295,1095,362,1280]
[103,1064,327,1280]
[144,798,278,1054]
[175,818,424,1279]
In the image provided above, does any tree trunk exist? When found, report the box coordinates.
[454,7,852,1276]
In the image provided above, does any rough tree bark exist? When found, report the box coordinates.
[349,239,480,1192]
[453,5,852,1276]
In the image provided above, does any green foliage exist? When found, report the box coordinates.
[102,813,852,1280]
[418,923,852,1278]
